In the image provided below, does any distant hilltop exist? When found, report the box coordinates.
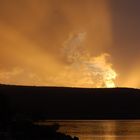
[0,84,140,120]
[0,83,139,92]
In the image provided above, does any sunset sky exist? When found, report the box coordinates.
[0,0,139,88]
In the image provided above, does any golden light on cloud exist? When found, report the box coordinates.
[0,0,139,88]
[55,32,117,88]
[0,0,116,88]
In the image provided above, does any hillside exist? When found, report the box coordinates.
[0,84,140,120]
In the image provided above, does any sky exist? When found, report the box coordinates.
[0,0,139,88]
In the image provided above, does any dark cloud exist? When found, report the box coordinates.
[110,0,140,87]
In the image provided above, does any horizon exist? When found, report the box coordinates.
[0,83,139,90]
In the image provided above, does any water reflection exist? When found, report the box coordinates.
[42,120,140,140]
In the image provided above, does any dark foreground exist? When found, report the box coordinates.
[0,119,79,140]
[0,84,140,139]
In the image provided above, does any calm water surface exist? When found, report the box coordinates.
[42,120,140,140]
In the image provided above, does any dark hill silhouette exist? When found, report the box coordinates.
[0,84,140,120]
[0,85,140,139]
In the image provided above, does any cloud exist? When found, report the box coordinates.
[50,32,117,88]
[0,0,114,87]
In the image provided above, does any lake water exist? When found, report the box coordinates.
[41,120,140,140]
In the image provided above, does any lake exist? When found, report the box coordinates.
[41,120,140,140]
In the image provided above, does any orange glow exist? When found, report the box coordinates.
[0,0,139,88]
[55,32,117,88]
[0,0,116,88]
[117,64,140,88]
